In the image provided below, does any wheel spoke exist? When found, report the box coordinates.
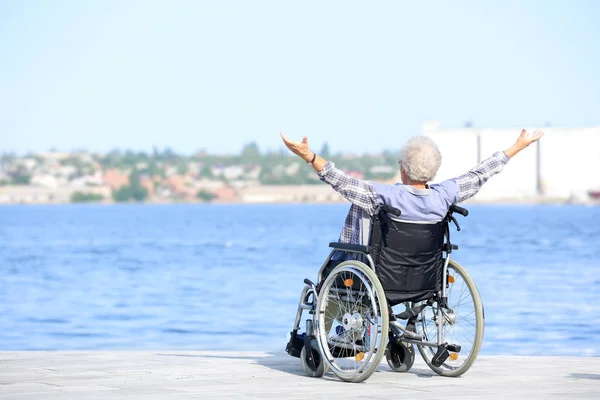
[415,262,483,377]
[316,263,389,382]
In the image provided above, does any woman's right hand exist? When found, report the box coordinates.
[280,132,313,162]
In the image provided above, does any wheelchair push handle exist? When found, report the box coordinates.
[450,204,469,217]
[447,205,468,232]
[379,204,402,217]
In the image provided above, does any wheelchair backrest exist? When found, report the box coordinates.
[369,209,446,306]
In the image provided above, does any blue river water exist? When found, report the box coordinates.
[1,204,599,356]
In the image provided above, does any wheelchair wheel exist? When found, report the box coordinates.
[300,346,326,377]
[316,261,389,383]
[416,259,484,377]
[386,341,415,372]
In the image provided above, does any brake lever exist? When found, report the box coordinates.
[450,216,461,231]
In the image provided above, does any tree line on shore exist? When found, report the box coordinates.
[2,142,401,203]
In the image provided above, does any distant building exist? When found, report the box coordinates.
[0,185,110,204]
[166,175,185,194]
[30,174,62,188]
[0,186,73,204]
[34,152,71,161]
[285,163,301,176]
[369,165,395,175]
[193,178,225,191]
[187,162,201,176]
[21,158,38,170]
[103,169,129,190]
[244,165,261,180]
[239,185,344,203]
[69,171,103,187]
[166,175,196,199]
[215,187,237,202]
[423,121,600,202]
[223,165,245,180]
[57,165,77,179]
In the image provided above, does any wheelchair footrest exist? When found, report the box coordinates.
[285,331,305,358]
[446,343,461,353]
[431,343,450,367]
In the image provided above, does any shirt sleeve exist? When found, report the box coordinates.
[454,151,510,203]
[317,161,378,216]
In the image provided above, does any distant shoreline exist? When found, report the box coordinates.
[1,198,598,206]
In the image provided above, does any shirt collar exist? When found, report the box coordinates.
[395,183,431,196]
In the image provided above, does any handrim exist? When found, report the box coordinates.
[416,259,484,377]
[316,261,389,383]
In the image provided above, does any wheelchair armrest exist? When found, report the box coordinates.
[328,242,370,254]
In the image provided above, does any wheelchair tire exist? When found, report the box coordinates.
[315,261,389,383]
[416,259,484,377]
[300,346,326,378]
[386,341,415,373]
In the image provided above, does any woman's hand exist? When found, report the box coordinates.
[516,129,544,149]
[505,129,544,158]
[280,132,313,162]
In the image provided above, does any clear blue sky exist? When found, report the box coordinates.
[1,0,598,155]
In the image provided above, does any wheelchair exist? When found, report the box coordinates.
[285,203,484,383]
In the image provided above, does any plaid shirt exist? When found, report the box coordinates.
[317,151,510,245]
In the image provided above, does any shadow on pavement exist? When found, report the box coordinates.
[155,351,438,380]
[569,373,600,380]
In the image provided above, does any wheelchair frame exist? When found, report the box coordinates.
[286,204,483,380]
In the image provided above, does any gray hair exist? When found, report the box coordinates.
[398,136,442,182]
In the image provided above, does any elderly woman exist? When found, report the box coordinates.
[281,128,543,340]
[280,129,544,249]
